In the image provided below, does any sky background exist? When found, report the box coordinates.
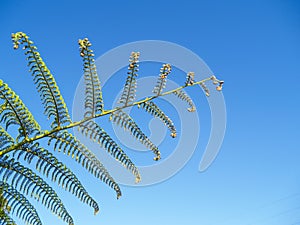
[0,0,300,225]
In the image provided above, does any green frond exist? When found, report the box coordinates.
[173,90,196,112]
[0,80,40,141]
[12,142,100,214]
[0,181,41,225]
[11,32,71,128]
[47,131,123,197]
[78,121,141,183]
[0,126,15,151]
[138,101,177,138]
[111,110,161,161]
[79,38,104,117]
[0,156,73,225]
[118,52,140,107]
[153,64,172,96]
[0,212,17,225]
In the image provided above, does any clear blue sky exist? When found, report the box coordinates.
[0,0,300,225]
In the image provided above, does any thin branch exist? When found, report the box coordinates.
[0,76,221,156]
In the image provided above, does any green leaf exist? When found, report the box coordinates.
[11,32,71,128]
[118,52,140,106]
[79,38,104,117]
[78,121,141,183]
[111,110,161,161]
[0,181,41,225]
[0,80,40,141]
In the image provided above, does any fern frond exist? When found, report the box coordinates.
[118,52,140,106]
[199,82,210,97]
[138,101,177,138]
[47,131,123,197]
[0,181,41,225]
[111,110,161,160]
[0,126,15,151]
[11,32,71,128]
[153,64,172,96]
[0,212,17,225]
[12,142,100,214]
[173,90,196,112]
[79,38,103,117]
[78,121,141,183]
[0,156,73,225]
[0,80,40,141]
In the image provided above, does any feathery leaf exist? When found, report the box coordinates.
[111,110,161,160]
[118,52,140,106]
[48,131,123,197]
[0,80,40,141]
[0,156,73,225]
[12,142,100,214]
[0,181,41,225]
[153,64,172,96]
[173,90,196,112]
[79,38,104,117]
[78,121,141,183]
[11,32,71,128]
[138,101,177,138]
[0,212,17,225]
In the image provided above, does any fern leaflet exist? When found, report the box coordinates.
[118,52,140,106]
[0,181,41,225]
[12,142,99,214]
[0,80,40,141]
[111,110,161,160]
[0,156,73,225]
[11,32,71,128]
[138,101,177,138]
[79,38,104,117]
[78,121,141,183]
[0,126,15,151]
[173,90,196,112]
[153,64,172,96]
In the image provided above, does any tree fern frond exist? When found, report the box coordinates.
[138,101,177,138]
[12,143,100,214]
[78,121,141,183]
[79,38,104,117]
[11,32,71,128]
[47,131,123,197]
[0,126,15,151]
[118,52,140,107]
[153,64,172,96]
[110,110,161,160]
[0,181,41,225]
[0,212,17,225]
[0,80,40,141]
[173,90,196,112]
[0,156,73,225]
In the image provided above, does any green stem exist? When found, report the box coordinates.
[0,76,218,156]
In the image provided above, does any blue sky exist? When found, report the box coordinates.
[0,0,300,225]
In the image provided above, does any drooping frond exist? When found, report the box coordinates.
[173,90,196,112]
[79,38,103,117]
[0,126,14,151]
[0,156,73,225]
[47,131,123,197]
[118,52,140,106]
[0,80,40,141]
[153,64,172,96]
[199,82,210,97]
[0,181,41,225]
[0,212,17,225]
[110,110,161,161]
[78,121,141,183]
[11,32,71,128]
[138,101,177,138]
[12,142,100,214]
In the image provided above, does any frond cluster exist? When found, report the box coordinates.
[0,32,224,225]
